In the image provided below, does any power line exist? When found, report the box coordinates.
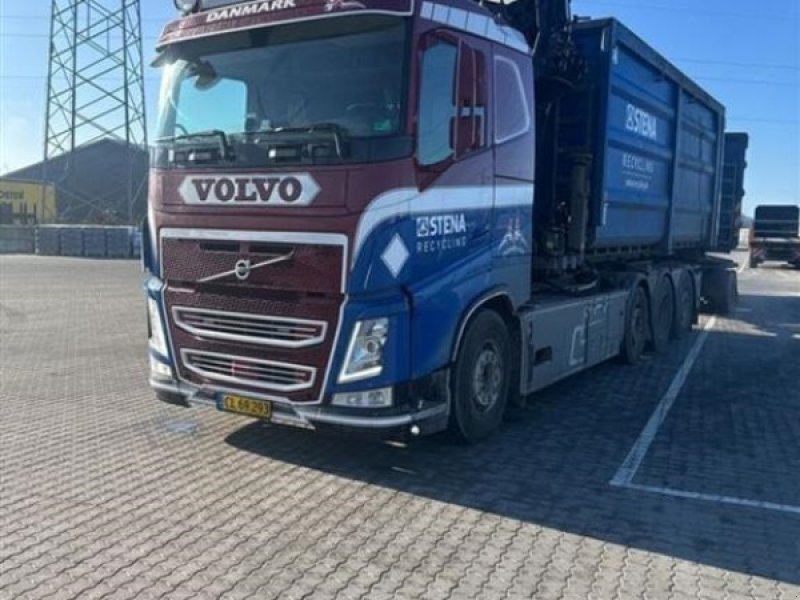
[674,57,799,72]
[574,0,790,21]
[694,77,799,88]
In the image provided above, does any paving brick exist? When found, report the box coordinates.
[1,254,799,600]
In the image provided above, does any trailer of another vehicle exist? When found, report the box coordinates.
[749,205,800,268]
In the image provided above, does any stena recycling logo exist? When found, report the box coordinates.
[178,174,320,206]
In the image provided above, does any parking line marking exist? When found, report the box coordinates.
[623,483,800,516]
[610,316,718,487]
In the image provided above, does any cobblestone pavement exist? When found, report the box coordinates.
[1,255,798,600]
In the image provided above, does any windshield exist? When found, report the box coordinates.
[153,16,410,168]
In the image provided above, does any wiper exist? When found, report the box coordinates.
[156,129,235,162]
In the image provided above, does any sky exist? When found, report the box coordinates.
[0,0,798,215]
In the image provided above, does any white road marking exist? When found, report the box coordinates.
[623,483,800,516]
[610,316,718,487]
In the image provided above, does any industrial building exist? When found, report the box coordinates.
[0,139,148,225]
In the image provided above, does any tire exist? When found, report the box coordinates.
[449,310,511,443]
[620,285,650,365]
[715,270,738,316]
[650,277,675,353]
[672,271,694,340]
[749,255,758,269]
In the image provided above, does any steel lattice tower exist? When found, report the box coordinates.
[43,0,147,222]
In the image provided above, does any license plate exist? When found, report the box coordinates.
[218,394,272,419]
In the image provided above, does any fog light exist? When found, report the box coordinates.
[332,387,393,408]
[150,355,173,379]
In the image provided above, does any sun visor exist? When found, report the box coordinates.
[158,0,415,49]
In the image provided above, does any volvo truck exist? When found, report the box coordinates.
[144,0,741,441]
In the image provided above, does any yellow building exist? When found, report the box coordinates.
[0,179,57,225]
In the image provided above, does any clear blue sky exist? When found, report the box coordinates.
[0,0,797,215]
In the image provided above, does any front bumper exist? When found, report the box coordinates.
[150,375,449,438]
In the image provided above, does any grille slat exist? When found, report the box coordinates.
[182,320,317,338]
[181,349,315,392]
[173,306,327,348]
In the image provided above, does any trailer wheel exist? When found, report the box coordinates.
[449,310,511,443]
[714,270,739,316]
[651,277,675,353]
[620,285,650,365]
[672,272,694,340]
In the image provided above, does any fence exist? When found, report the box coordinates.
[0,225,141,259]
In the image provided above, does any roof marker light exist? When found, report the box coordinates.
[174,0,199,14]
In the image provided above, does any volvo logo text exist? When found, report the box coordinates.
[179,173,320,206]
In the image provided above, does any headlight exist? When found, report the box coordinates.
[147,297,169,357]
[338,318,389,383]
[332,387,393,408]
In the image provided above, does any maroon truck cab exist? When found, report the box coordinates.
[144,0,536,438]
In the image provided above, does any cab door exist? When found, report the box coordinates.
[491,48,535,304]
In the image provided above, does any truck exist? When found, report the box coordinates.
[144,0,742,442]
[718,133,749,253]
[749,205,800,268]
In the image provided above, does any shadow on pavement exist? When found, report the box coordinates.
[226,292,800,585]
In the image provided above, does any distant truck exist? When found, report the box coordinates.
[749,205,800,268]
[718,133,749,252]
[144,0,743,441]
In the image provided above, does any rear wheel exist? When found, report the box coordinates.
[449,310,511,443]
[651,277,675,353]
[749,255,759,269]
[705,268,738,316]
[716,271,739,316]
[672,271,694,340]
[620,286,650,365]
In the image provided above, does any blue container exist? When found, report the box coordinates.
[718,133,749,251]
[554,19,725,254]
[83,227,108,258]
[106,227,133,259]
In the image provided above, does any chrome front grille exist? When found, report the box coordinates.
[173,306,327,348]
[181,349,316,392]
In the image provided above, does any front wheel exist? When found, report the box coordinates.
[449,310,511,443]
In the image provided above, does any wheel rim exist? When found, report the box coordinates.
[472,341,503,413]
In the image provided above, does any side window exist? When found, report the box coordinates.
[417,41,458,166]
[494,56,530,144]
[175,77,247,135]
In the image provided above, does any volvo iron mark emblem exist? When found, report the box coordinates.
[234,259,252,281]
[197,250,295,284]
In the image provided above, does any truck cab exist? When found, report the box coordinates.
[145,0,535,438]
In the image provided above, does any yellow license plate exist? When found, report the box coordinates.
[219,394,272,419]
